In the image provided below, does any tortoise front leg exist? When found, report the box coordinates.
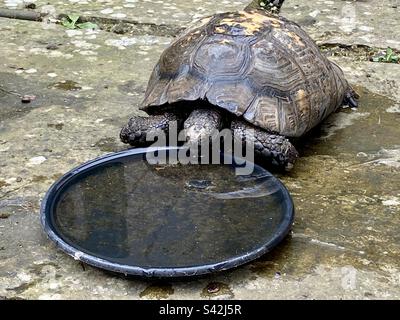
[231,120,298,170]
[183,108,223,144]
[120,113,181,147]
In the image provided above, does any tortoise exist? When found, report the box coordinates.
[120,0,358,169]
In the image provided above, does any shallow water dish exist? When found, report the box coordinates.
[40,147,294,277]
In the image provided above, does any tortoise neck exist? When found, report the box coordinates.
[244,0,286,15]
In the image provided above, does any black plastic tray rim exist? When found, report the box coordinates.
[40,146,295,278]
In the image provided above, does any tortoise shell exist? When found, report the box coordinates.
[140,10,349,137]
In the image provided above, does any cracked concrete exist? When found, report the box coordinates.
[3,0,250,25]
[0,0,399,299]
[280,0,400,50]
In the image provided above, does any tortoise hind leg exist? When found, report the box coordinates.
[231,120,298,170]
[120,112,181,147]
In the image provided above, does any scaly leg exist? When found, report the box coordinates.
[231,119,298,170]
[120,112,181,147]
[183,108,223,144]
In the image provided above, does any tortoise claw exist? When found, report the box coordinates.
[344,90,359,108]
[348,96,358,108]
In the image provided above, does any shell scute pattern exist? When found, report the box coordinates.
[141,11,349,137]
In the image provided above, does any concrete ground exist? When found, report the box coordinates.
[0,0,399,299]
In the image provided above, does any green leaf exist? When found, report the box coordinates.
[67,13,80,24]
[391,55,399,62]
[371,48,399,63]
[76,22,98,29]
[384,47,393,61]
[61,18,76,29]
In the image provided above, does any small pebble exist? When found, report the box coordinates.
[100,8,113,14]
[17,273,32,282]
[185,179,213,190]
[382,199,400,206]
[21,95,36,103]
[0,213,11,219]
[206,283,220,294]
[25,68,37,74]
[27,156,47,166]
[111,13,127,18]
[25,3,36,9]
[46,44,59,50]
[66,30,83,37]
